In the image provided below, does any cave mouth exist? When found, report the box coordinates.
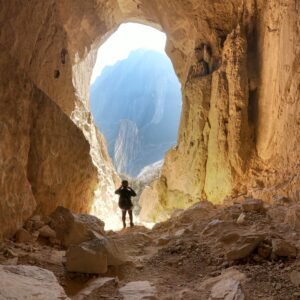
[89,22,182,228]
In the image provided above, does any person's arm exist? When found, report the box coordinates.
[115,187,122,195]
[129,188,137,197]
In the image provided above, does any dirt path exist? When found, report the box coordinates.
[1,201,300,299]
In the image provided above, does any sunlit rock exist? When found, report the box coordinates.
[0,265,69,300]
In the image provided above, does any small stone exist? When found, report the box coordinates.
[135,264,144,270]
[15,228,33,243]
[293,291,300,298]
[32,220,45,230]
[4,249,18,258]
[285,205,300,231]
[1,257,18,265]
[174,229,187,237]
[257,243,272,259]
[221,261,230,268]
[210,278,245,300]
[119,281,157,300]
[156,237,170,246]
[32,231,40,239]
[272,239,297,258]
[237,213,246,225]
[253,255,263,263]
[38,225,56,239]
[202,220,223,235]
[31,215,42,222]
[290,270,300,287]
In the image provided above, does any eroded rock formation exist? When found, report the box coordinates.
[139,0,300,220]
[0,0,299,234]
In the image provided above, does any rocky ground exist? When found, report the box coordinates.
[1,198,300,299]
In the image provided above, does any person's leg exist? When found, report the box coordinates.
[122,209,127,228]
[128,209,134,227]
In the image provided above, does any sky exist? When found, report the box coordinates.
[90,23,167,84]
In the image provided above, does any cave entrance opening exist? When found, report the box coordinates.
[89,22,182,229]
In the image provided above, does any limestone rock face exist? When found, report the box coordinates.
[0,1,118,237]
[0,0,299,231]
[0,47,37,238]
[138,0,300,220]
[27,90,98,216]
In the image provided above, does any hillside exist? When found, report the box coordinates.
[90,49,182,176]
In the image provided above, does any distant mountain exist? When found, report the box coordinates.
[90,49,182,176]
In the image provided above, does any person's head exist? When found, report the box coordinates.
[121,180,128,187]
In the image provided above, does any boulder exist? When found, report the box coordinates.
[66,238,125,274]
[219,232,240,244]
[156,237,171,246]
[0,265,69,299]
[266,206,287,224]
[285,205,300,231]
[66,240,108,274]
[119,281,157,300]
[50,206,105,247]
[272,239,297,258]
[225,235,264,261]
[210,278,245,300]
[241,198,264,213]
[38,225,56,239]
[15,228,34,243]
[73,277,118,300]
[199,268,246,298]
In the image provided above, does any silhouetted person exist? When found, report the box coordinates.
[115,180,136,228]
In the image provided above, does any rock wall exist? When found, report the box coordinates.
[27,88,98,215]
[0,45,98,237]
[0,47,36,238]
[136,0,300,219]
[0,1,118,237]
[0,0,299,231]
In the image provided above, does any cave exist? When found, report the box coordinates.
[0,0,299,298]
[89,22,182,228]
[90,23,181,178]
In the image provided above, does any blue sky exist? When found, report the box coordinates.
[90,23,167,84]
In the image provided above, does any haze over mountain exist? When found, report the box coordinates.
[90,49,182,177]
